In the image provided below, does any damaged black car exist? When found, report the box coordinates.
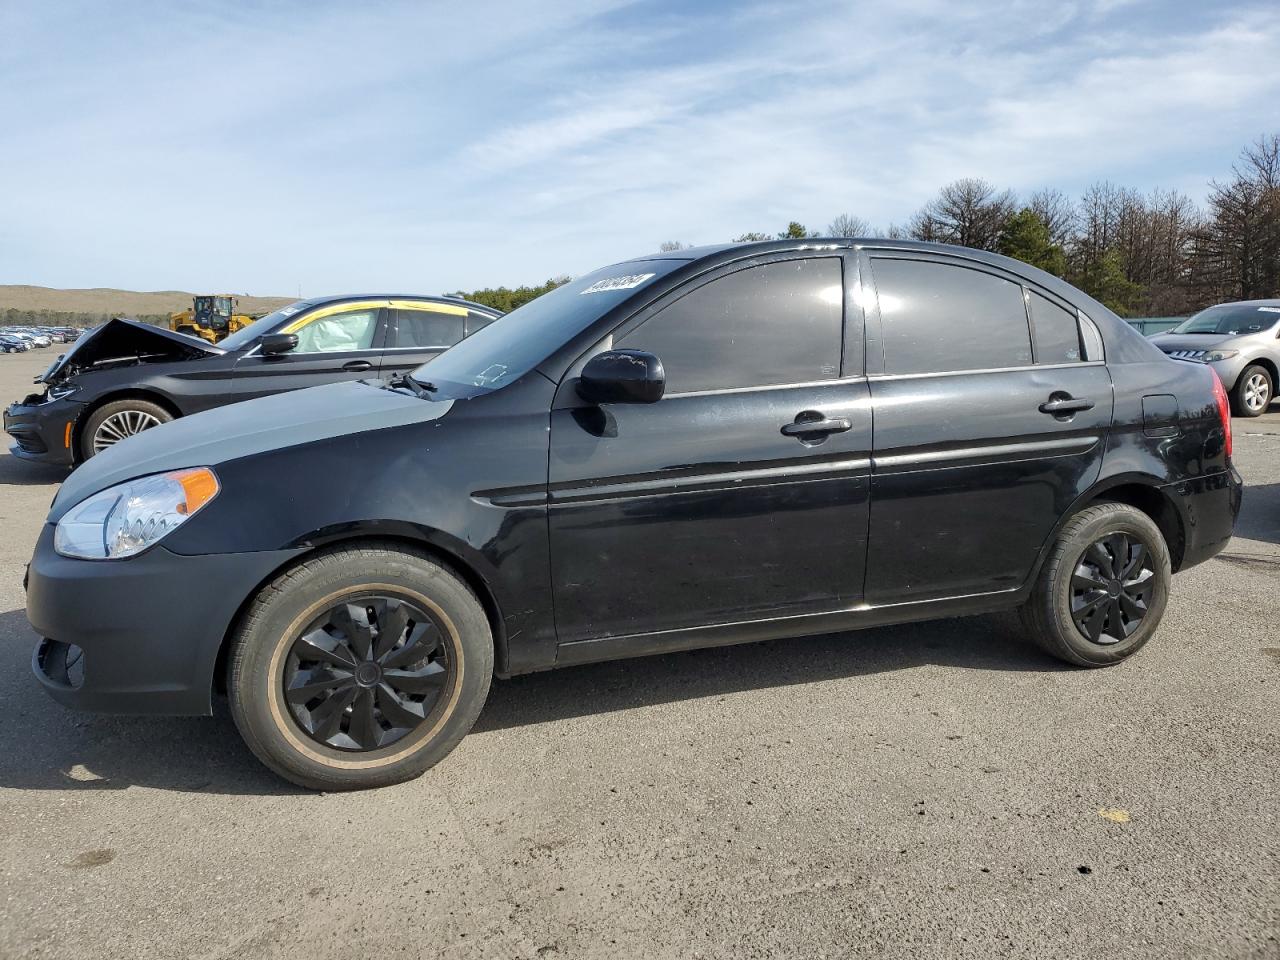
[4,294,501,466]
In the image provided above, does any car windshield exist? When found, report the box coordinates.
[218,300,315,351]
[411,259,685,396]
[1168,304,1280,335]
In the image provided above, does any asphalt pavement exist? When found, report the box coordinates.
[0,348,1275,959]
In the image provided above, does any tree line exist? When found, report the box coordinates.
[666,134,1279,318]
[0,307,169,328]
[447,276,572,313]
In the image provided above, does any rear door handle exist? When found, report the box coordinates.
[342,360,374,372]
[1039,394,1095,415]
[781,415,853,437]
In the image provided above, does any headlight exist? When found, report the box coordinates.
[46,383,79,401]
[54,467,220,560]
[1204,349,1239,362]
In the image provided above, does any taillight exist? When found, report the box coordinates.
[1211,369,1232,459]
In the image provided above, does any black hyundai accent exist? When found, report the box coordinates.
[26,239,1241,790]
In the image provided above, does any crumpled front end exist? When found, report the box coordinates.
[4,393,85,466]
[37,317,222,386]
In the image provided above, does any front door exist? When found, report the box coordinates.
[861,251,1114,604]
[548,254,873,646]
[222,302,388,409]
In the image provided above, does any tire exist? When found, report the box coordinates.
[79,398,174,460]
[1231,364,1273,418]
[1019,503,1171,667]
[227,543,493,790]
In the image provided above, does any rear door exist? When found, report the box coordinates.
[379,302,498,380]
[862,251,1113,603]
[547,253,873,646]
[224,302,388,407]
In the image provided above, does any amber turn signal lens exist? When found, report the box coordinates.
[169,467,220,516]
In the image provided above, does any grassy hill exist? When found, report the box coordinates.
[0,285,295,327]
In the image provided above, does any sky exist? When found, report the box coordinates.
[1,0,1278,296]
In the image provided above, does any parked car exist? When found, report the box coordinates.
[0,334,31,353]
[1149,299,1280,417]
[2,330,48,348]
[26,239,1240,790]
[4,295,501,465]
[17,329,52,347]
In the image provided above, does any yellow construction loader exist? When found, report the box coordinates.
[169,295,256,344]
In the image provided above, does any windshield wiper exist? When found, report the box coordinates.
[388,372,438,397]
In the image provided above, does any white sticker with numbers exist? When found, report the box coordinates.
[579,273,655,295]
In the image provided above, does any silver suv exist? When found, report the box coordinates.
[1150,300,1280,417]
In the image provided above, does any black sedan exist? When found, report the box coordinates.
[1,334,32,353]
[4,294,501,465]
[26,239,1240,790]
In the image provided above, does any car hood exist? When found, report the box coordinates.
[50,379,453,521]
[1148,332,1239,352]
[37,318,223,385]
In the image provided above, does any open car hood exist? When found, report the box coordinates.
[38,318,224,384]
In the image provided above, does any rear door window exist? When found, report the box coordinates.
[871,258,1032,375]
[388,307,467,349]
[618,258,843,393]
[465,311,497,336]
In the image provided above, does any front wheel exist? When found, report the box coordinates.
[1020,503,1171,667]
[228,544,493,790]
[1232,364,1273,418]
[79,398,174,459]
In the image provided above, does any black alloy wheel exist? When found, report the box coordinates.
[1069,532,1155,645]
[283,595,451,752]
[1020,502,1170,667]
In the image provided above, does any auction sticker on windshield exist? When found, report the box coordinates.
[579,273,655,295]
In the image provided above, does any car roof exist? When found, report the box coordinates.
[300,293,502,315]
[556,236,1158,369]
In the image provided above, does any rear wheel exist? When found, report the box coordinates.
[1020,502,1171,667]
[1232,364,1273,418]
[79,398,173,459]
[228,544,493,790]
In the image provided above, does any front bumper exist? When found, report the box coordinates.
[26,524,304,715]
[4,395,84,467]
[1162,465,1243,571]
[1205,356,1249,391]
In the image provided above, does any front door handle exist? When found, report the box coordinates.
[1039,394,1095,417]
[342,360,374,372]
[781,413,853,438]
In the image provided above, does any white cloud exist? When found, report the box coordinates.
[1,0,1277,293]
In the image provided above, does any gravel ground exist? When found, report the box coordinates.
[0,348,1275,960]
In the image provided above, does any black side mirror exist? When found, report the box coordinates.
[259,333,298,356]
[577,349,665,405]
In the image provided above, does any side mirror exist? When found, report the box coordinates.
[577,349,665,405]
[259,333,298,356]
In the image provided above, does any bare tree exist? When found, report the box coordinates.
[732,232,771,242]
[908,178,1017,250]
[1196,134,1280,301]
[1072,182,1136,279]
[826,213,871,238]
[658,241,689,252]
[1028,188,1077,248]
